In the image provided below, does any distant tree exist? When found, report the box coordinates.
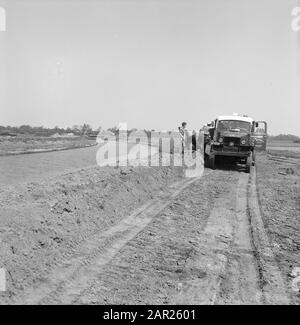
[0,124,105,137]
[19,125,32,134]
[269,134,300,142]
[72,125,82,135]
[108,127,118,135]
[82,124,92,135]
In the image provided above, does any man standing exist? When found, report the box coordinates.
[178,122,187,154]
[178,122,193,153]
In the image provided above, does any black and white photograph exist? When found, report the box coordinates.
[0,0,299,309]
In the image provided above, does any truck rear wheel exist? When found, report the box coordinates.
[204,154,209,168]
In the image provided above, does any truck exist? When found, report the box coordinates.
[204,114,267,173]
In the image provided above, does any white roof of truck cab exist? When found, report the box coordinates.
[217,115,254,123]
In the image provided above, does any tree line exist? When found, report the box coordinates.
[0,124,100,137]
[268,134,300,143]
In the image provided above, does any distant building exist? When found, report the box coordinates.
[97,130,115,143]
[64,133,76,137]
[50,133,61,138]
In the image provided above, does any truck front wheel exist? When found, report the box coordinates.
[252,149,256,166]
[209,156,215,170]
[246,152,253,173]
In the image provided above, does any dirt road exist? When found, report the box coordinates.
[0,144,100,186]
[1,156,296,305]
[0,141,153,186]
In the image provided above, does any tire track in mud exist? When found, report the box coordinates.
[12,173,210,305]
[214,167,291,304]
[213,172,263,304]
[246,168,291,305]
[171,172,263,305]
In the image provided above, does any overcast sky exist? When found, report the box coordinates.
[0,0,299,135]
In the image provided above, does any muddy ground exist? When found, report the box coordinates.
[256,152,300,304]
[0,165,183,303]
[0,149,299,305]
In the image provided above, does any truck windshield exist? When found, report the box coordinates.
[217,120,251,133]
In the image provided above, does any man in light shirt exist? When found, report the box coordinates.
[178,122,193,154]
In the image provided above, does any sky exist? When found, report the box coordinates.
[0,0,299,135]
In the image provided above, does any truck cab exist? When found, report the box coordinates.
[204,115,267,173]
